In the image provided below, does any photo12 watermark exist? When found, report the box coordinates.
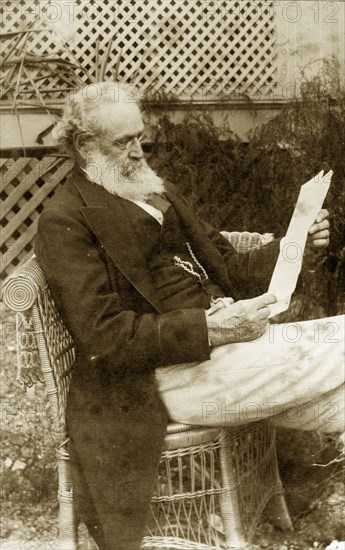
[201,399,341,426]
[202,1,340,24]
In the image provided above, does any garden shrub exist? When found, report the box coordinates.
[147,61,345,517]
[148,60,345,317]
[0,308,57,537]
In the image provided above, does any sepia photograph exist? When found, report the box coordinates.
[0,1,344,549]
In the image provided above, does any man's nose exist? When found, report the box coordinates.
[127,138,144,159]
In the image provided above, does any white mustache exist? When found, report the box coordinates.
[84,153,165,201]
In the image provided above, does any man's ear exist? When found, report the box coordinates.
[73,132,91,156]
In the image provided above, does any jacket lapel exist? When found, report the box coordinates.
[72,167,162,313]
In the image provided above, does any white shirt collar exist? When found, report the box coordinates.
[130,199,164,225]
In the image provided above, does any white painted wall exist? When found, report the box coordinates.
[275,1,345,100]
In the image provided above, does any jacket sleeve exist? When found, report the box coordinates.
[200,219,281,298]
[35,209,210,376]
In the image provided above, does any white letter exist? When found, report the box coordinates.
[202,402,219,423]
[282,2,302,23]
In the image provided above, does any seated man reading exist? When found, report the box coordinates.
[35,82,344,550]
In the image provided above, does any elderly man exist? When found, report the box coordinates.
[35,82,344,550]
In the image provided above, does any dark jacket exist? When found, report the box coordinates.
[35,166,280,550]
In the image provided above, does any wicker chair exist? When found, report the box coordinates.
[2,231,292,550]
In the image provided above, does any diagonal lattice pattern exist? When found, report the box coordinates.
[0,156,73,279]
[1,0,277,101]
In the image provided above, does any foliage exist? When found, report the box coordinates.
[0,304,57,540]
[1,24,120,107]
[0,26,83,104]
[148,62,345,316]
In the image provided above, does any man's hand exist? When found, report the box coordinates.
[206,293,277,347]
[306,209,330,249]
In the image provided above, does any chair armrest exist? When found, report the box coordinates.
[220,230,275,254]
[2,256,47,388]
[2,256,46,312]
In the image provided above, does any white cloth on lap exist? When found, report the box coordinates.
[156,315,345,432]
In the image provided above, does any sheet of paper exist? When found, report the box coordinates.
[268,170,333,317]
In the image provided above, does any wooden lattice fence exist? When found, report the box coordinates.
[1,0,277,279]
[1,0,277,101]
[0,156,73,280]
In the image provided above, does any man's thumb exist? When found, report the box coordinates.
[257,293,277,307]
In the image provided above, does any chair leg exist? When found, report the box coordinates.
[264,443,293,532]
[57,448,79,550]
[58,497,79,550]
[265,492,293,531]
[265,454,293,531]
[218,429,249,550]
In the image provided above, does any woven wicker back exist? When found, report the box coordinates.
[2,231,267,443]
[35,284,75,443]
[221,230,263,254]
[2,256,74,443]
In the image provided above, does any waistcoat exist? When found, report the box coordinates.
[122,200,225,312]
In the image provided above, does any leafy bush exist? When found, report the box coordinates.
[0,304,57,540]
[148,60,345,317]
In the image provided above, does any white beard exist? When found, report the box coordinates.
[84,151,165,201]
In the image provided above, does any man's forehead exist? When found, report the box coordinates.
[97,101,144,138]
